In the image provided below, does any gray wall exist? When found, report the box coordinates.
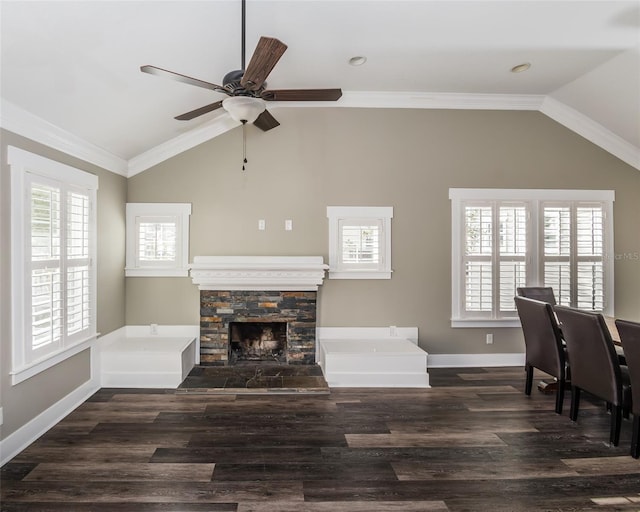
[0,129,127,438]
[2,107,639,440]
[126,107,640,355]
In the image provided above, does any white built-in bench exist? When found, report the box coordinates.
[99,326,198,388]
[317,327,429,388]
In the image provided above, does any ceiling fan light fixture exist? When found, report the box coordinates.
[222,96,266,123]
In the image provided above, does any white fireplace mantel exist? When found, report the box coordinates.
[189,256,329,291]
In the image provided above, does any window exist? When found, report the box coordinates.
[450,189,614,327]
[9,146,98,384]
[327,206,393,279]
[125,203,191,277]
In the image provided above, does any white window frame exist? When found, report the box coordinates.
[450,188,614,328]
[327,206,393,279]
[9,146,98,385]
[125,203,191,277]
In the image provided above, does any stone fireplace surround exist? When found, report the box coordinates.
[190,256,328,365]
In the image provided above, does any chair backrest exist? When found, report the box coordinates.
[615,319,640,415]
[515,296,565,379]
[516,287,557,306]
[554,305,623,405]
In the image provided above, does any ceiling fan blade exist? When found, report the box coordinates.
[141,65,226,93]
[174,100,224,121]
[253,110,280,131]
[261,88,343,101]
[240,37,288,91]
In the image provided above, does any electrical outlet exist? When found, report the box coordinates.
[486,333,493,344]
[150,323,158,335]
[258,219,266,231]
[285,219,293,231]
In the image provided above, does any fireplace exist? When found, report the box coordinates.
[190,256,328,366]
[229,321,287,363]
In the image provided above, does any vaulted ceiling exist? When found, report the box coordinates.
[1,0,638,175]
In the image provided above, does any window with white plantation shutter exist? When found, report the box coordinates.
[327,206,393,279]
[9,146,98,384]
[450,189,614,327]
[125,204,191,277]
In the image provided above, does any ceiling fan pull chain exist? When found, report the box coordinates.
[242,120,248,171]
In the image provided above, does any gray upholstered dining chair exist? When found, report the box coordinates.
[615,319,640,458]
[554,306,631,446]
[515,296,567,414]
[516,287,557,305]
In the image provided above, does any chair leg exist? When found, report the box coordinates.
[525,365,533,396]
[570,386,581,422]
[610,405,622,447]
[631,414,640,459]
[555,378,565,415]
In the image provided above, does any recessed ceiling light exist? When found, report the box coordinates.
[349,56,367,66]
[511,62,531,73]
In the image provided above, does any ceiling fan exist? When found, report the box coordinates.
[140,0,342,132]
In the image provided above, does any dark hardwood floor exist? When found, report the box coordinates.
[2,367,640,511]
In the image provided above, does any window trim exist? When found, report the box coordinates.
[327,206,393,279]
[9,146,98,384]
[450,188,614,328]
[125,203,192,277]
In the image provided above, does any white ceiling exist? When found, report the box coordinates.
[1,0,639,175]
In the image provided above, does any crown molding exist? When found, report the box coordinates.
[334,91,545,111]
[540,96,640,171]
[0,99,128,176]
[127,115,240,177]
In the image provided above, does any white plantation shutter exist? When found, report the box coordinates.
[26,177,95,362]
[30,182,63,355]
[498,205,527,312]
[542,205,572,305]
[542,202,606,311]
[462,202,528,319]
[338,219,382,269]
[464,206,492,312]
[66,189,92,338]
[138,217,177,263]
[576,206,605,310]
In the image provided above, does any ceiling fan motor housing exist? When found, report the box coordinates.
[223,69,264,96]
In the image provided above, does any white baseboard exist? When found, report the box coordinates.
[428,353,525,368]
[0,377,100,466]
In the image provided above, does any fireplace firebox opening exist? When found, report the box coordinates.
[229,322,287,364]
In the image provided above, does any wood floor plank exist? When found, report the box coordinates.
[11,445,157,463]
[236,501,449,511]
[23,463,216,482]
[212,461,397,481]
[392,459,580,480]
[345,432,507,448]
[561,456,640,475]
[1,480,303,503]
